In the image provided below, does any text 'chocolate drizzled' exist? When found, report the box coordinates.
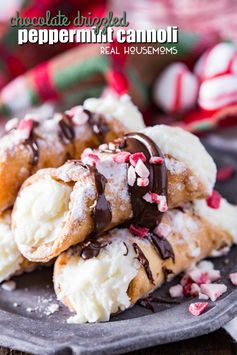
[120,132,168,229]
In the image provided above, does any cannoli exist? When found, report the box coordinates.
[12,124,216,262]
[0,94,144,213]
[54,197,237,323]
[0,209,34,283]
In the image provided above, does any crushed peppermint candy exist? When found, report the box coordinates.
[129,152,146,167]
[143,192,160,204]
[129,224,149,238]
[154,223,171,238]
[190,283,200,296]
[66,106,89,125]
[169,284,183,298]
[137,177,149,187]
[128,165,136,186]
[229,272,237,286]
[1,280,16,291]
[113,151,131,163]
[206,191,221,209]
[135,159,150,178]
[149,156,164,165]
[198,293,209,300]
[216,166,235,182]
[143,192,168,212]
[200,283,227,302]
[81,148,100,166]
[189,302,208,316]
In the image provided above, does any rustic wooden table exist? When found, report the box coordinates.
[0,329,235,354]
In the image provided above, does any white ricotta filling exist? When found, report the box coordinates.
[0,212,23,282]
[83,94,145,131]
[193,198,237,244]
[143,125,216,194]
[56,238,139,323]
[14,176,72,248]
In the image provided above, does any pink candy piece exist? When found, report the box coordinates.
[189,302,208,316]
[137,178,149,187]
[199,74,237,111]
[169,284,183,298]
[158,195,168,212]
[229,272,237,286]
[113,151,131,163]
[188,269,209,285]
[194,43,237,82]
[149,156,164,165]
[129,152,146,167]
[18,118,33,131]
[143,192,168,212]
[135,159,150,178]
[129,224,149,238]
[66,105,89,125]
[200,283,227,302]
[154,223,171,238]
[81,148,99,166]
[127,165,136,187]
[153,62,199,114]
[206,190,221,209]
[143,192,160,204]
[217,166,235,182]
[190,283,200,296]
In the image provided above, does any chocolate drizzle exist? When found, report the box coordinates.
[123,242,129,256]
[133,242,154,284]
[149,233,175,262]
[120,132,167,229]
[58,114,75,144]
[70,239,110,260]
[25,121,39,166]
[80,239,109,260]
[90,166,112,234]
[84,110,109,143]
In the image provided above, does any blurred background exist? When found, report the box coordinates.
[0,0,237,132]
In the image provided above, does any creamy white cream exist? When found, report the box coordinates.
[193,198,237,243]
[56,235,140,323]
[83,94,145,131]
[13,176,72,248]
[0,211,23,282]
[143,125,216,194]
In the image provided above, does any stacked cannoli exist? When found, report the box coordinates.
[12,125,216,261]
[45,125,235,323]
[54,198,237,323]
[0,94,144,282]
[1,94,236,325]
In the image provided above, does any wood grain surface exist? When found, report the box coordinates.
[0,329,235,355]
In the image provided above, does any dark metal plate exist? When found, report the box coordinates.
[0,127,236,355]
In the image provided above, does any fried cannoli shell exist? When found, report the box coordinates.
[13,125,216,262]
[0,95,144,213]
[54,198,236,323]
